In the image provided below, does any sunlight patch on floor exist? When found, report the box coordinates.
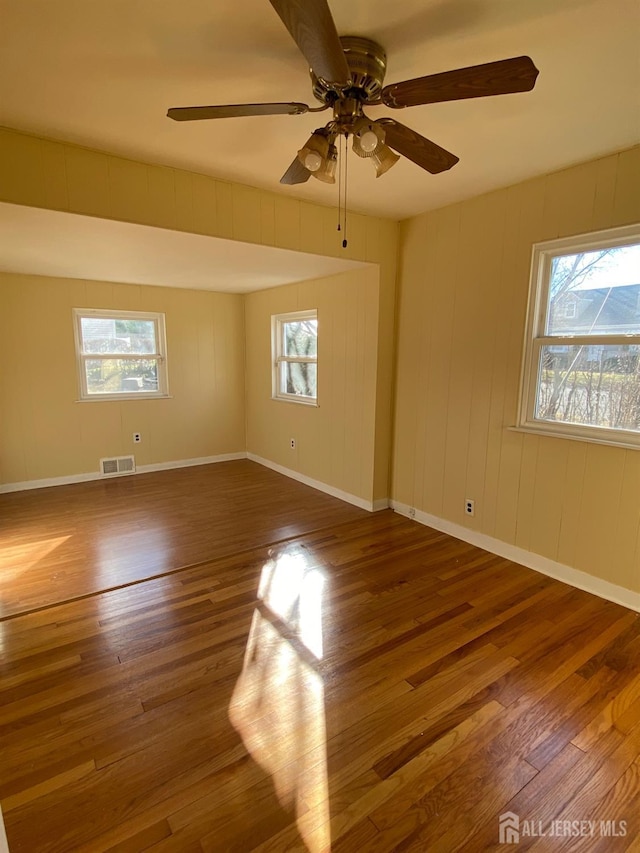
[0,805,9,853]
[258,548,326,660]
[0,534,71,585]
[229,544,331,852]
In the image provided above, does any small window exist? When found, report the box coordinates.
[272,310,318,404]
[74,308,169,400]
[518,224,640,448]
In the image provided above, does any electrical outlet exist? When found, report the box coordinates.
[464,498,475,517]
[133,433,141,443]
[290,438,296,449]
[408,507,416,519]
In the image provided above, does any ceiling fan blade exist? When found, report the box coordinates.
[269,0,351,86]
[378,119,459,174]
[381,56,539,108]
[280,157,312,185]
[167,102,310,121]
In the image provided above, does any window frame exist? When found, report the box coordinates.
[271,309,318,406]
[517,223,640,450]
[73,308,169,401]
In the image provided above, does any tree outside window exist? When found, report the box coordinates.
[74,309,169,400]
[519,225,640,448]
[272,310,318,404]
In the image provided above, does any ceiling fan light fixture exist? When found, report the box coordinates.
[371,144,400,177]
[312,143,338,183]
[359,129,379,153]
[297,130,330,173]
[302,149,323,172]
[352,121,385,158]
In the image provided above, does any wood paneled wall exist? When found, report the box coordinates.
[0,128,398,497]
[1,126,637,596]
[392,147,640,593]
[245,268,380,504]
[0,273,245,485]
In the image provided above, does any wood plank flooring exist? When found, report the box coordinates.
[1,462,639,851]
[0,460,368,618]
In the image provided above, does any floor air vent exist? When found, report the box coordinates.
[100,455,136,477]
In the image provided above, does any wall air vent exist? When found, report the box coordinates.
[99,455,136,477]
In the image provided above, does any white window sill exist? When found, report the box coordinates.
[508,424,639,451]
[75,394,172,403]
[271,395,318,408]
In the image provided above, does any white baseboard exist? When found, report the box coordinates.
[372,498,391,512]
[0,452,248,494]
[247,453,388,513]
[0,470,102,493]
[137,452,247,474]
[391,501,640,614]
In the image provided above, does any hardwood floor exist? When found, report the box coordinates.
[1,462,639,851]
[0,460,368,618]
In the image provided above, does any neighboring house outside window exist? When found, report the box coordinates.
[272,310,318,404]
[73,308,169,400]
[562,298,577,319]
[518,224,640,449]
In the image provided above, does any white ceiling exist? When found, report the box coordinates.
[0,203,370,292]
[0,0,639,221]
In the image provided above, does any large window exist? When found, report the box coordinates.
[74,308,169,400]
[518,224,640,448]
[272,310,318,404]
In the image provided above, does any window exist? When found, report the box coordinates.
[272,310,318,404]
[518,224,640,448]
[74,308,168,400]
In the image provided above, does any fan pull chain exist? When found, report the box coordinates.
[337,134,342,234]
[342,132,349,249]
[335,134,349,248]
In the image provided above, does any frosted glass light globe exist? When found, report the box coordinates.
[304,150,322,172]
[359,129,379,153]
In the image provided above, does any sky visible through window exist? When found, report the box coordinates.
[554,244,640,292]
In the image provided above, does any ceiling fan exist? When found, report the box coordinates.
[167,0,539,186]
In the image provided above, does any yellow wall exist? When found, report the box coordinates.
[245,268,380,503]
[0,272,245,485]
[0,128,398,497]
[392,146,640,593]
[2,126,637,595]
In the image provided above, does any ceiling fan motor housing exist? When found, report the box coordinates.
[311,36,387,103]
